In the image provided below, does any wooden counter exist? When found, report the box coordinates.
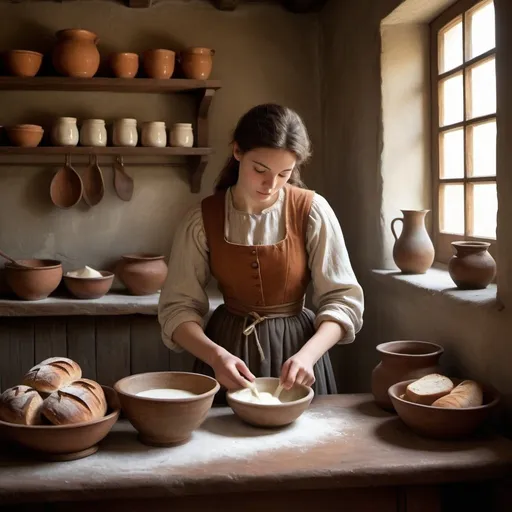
[1,394,511,511]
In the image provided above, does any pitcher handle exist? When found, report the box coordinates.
[391,218,403,241]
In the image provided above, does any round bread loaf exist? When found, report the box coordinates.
[41,378,107,425]
[0,385,44,425]
[22,357,82,393]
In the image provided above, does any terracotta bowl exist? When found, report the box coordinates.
[114,371,220,446]
[0,386,120,461]
[388,379,500,440]
[142,49,175,79]
[3,50,43,77]
[226,377,314,428]
[63,271,114,299]
[5,259,62,300]
[6,124,44,147]
[110,52,139,78]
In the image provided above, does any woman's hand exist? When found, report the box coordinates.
[280,353,316,389]
[211,349,255,390]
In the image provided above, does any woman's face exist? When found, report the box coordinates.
[234,145,297,205]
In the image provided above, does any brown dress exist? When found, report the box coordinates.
[195,185,337,397]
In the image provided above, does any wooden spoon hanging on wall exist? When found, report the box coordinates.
[50,154,83,209]
[83,154,105,207]
[113,155,134,202]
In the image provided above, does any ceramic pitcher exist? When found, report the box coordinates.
[391,210,435,274]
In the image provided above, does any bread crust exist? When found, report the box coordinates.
[22,357,82,393]
[0,385,44,425]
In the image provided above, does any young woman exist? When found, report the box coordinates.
[158,104,363,396]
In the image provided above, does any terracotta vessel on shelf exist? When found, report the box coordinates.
[64,271,114,300]
[391,209,435,274]
[110,52,139,78]
[116,253,167,295]
[448,241,496,290]
[3,50,43,77]
[142,49,175,79]
[371,340,444,411]
[52,29,100,78]
[179,47,214,80]
[6,124,43,148]
[5,259,62,301]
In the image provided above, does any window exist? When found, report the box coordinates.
[431,0,496,263]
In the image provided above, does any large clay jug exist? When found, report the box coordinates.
[371,341,444,411]
[179,47,215,80]
[116,254,168,296]
[53,29,100,78]
[448,241,496,289]
[391,209,434,274]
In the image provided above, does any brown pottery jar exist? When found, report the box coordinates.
[116,254,168,295]
[53,29,100,78]
[179,47,215,80]
[391,210,435,274]
[448,241,496,290]
[371,341,444,411]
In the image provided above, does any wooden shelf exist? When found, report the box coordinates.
[0,146,213,156]
[0,77,222,93]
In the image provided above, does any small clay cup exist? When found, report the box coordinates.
[63,271,114,299]
[142,49,175,79]
[110,52,139,78]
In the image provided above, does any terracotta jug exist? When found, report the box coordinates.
[448,241,496,289]
[179,47,215,80]
[391,210,435,274]
[371,341,444,411]
[116,254,168,296]
[53,29,100,78]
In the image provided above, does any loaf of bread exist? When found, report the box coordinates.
[0,385,43,425]
[22,357,82,393]
[41,378,107,425]
[405,374,454,405]
[432,380,483,408]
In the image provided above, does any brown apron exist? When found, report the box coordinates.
[197,185,337,398]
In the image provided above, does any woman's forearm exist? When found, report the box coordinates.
[298,320,344,364]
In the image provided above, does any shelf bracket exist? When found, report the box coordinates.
[197,88,216,148]
[189,155,209,194]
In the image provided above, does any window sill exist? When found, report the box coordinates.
[371,265,500,310]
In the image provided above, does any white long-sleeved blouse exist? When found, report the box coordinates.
[158,188,364,352]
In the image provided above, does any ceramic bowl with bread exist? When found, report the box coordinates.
[114,371,220,447]
[0,357,120,460]
[226,377,314,428]
[388,373,500,439]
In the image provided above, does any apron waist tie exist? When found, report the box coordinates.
[242,312,268,362]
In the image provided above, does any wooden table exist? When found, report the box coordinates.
[1,394,511,511]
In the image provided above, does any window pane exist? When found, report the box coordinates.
[440,73,463,126]
[439,19,463,73]
[440,183,464,234]
[471,182,497,238]
[468,120,496,177]
[440,128,464,179]
[468,1,495,59]
[468,58,496,118]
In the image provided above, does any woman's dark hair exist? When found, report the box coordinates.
[215,104,311,192]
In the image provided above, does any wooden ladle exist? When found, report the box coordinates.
[83,154,105,206]
[50,154,83,209]
[0,249,34,269]
[113,155,134,201]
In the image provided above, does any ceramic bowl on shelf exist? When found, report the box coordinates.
[5,259,62,301]
[388,379,500,440]
[0,386,120,461]
[63,271,114,300]
[114,371,219,447]
[226,377,314,428]
[116,253,168,295]
[3,50,43,77]
[142,49,175,79]
[6,124,44,148]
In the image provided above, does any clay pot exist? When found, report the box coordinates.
[116,253,167,295]
[179,47,214,80]
[3,50,43,77]
[52,29,100,78]
[391,209,435,274]
[142,49,175,79]
[110,52,139,78]
[448,241,496,290]
[63,271,114,299]
[6,124,43,147]
[5,259,62,301]
[371,341,444,411]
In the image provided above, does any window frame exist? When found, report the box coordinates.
[430,0,497,264]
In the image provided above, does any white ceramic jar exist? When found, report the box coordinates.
[113,118,138,147]
[80,119,107,147]
[170,123,194,148]
[141,121,166,148]
[51,117,79,146]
